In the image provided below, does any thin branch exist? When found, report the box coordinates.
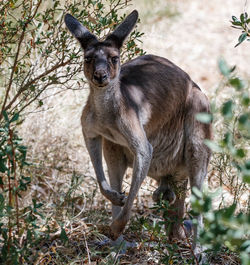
[83,229,91,264]
[7,132,12,254]
[0,27,26,119]
[3,58,72,114]
[0,0,42,120]
[9,129,19,235]
[17,81,57,114]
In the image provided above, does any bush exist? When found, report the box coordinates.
[0,0,144,124]
[0,0,144,263]
[192,59,250,264]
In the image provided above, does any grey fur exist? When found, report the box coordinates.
[65,10,212,257]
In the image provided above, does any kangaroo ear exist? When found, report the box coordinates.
[105,10,138,49]
[64,14,97,49]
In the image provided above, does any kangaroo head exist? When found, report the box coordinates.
[64,10,138,88]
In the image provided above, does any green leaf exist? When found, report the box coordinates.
[203,196,212,212]
[192,187,203,198]
[240,240,250,251]
[240,13,245,23]
[0,193,4,204]
[221,100,234,119]
[245,160,250,169]
[35,203,43,209]
[242,161,250,183]
[223,204,236,219]
[204,139,222,152]
[240,251,250,265]
[0,159,7,173]
[196,112,213,124]
[242,93,249,106]
[222,132,233,148]
[2,111,9,123]
[236,149,245,158]
[231,16,239,22]
[231,21,242,26]
[218,59,230,76]
[243,174,250,184]
[235,32,248,47]
[238,32,248,43]
[239,114,248,125]
[229,78,244,90]
[60,227,68,243]
[10,113,19,123]
[29,85,35,91]
[232,16,238,21]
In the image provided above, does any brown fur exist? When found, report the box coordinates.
[65,10,212,256]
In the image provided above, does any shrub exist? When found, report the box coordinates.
[0,0,144,263]
[192,59,250,265]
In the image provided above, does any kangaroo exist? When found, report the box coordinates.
[65,10,212,254]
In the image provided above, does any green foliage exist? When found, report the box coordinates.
[0,0,145,125]
[192,59,250,264]
[191,188,250,265]
[213,59,249,186]
[132,198,198,265]
[231,12,250,47]
[203,58,250,206]
[0,111,48,264]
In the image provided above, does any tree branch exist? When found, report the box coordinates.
[2,58,72,116]
[0,0,42,120]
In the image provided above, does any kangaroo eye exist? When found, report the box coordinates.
[84,57,92,63]
[111,56,119,64]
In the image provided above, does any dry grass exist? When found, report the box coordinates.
[17,0,249,264]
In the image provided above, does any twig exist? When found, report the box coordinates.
[0,0,42,120]
[3,59,71,114]
[0,26,26,120]
[7,150,12,254]
[9,129,19,235]
[83,229,91,264]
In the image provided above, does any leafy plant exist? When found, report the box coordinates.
[0,0,145,263]
[0,111,48,264]
[191,187,250,265]
[129,198,199,265]
[231,12,250,47]
[196,58,250,207]
[192,59,250,265]
[0,0,144,124]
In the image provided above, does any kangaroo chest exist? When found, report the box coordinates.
[82,101,128,147]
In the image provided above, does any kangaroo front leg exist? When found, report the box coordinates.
[110,140,153,239]
[84,135,126,206]
[103,139,128,220]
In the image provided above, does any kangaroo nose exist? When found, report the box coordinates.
[93,70,107,82]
